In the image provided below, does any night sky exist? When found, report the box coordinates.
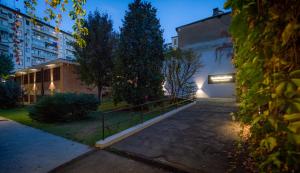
[0,0,230,43]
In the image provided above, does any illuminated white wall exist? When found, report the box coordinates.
[183,38,236,98]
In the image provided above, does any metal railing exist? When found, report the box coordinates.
[100,93,196,140]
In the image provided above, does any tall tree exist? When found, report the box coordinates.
[113,0,164,105]
[0,54,14,80]
[74,10,115,103]
[163,48,203,99]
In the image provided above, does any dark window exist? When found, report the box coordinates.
[14,76,21,84]
[26,20,30,25]
[36,71,41,83]
[23,74,28,84]
[8,13,12,19]
[24,95,28,102]
[43,69,50,82]
[30,95,34,103]
[53,67,60,81]
[29,73,34,84]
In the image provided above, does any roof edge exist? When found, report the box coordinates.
[176,11,231,32]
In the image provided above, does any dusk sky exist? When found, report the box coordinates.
[1,0,230,43]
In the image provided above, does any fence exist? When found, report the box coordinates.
[101,93,196,140]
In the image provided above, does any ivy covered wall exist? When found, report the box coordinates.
[225,0,300,172]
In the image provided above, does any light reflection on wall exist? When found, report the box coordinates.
[196,78,208,98]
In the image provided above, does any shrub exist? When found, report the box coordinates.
[0,80,21,108]
[29,93,99,123]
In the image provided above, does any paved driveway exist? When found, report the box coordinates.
[0,119,91,173]
[111,99,240,173]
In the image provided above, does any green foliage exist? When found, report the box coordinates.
[163,48,202,98]
[113,0,164,105]
[0,80,21,109]
[0,54,14,79]
[28,93,99,123]
[226,0,300,172]
[74,10,116,102]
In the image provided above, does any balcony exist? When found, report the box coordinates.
[0,13,7,20]
[32,43,58,54]
[32,26,58,38]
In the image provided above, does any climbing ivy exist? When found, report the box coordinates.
[24,0,87,47]
[225,0,300,172]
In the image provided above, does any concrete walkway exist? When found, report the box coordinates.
[110,99,240,173]
[52,150,170,173]
[52,99,242,173]
[0,119,91,173]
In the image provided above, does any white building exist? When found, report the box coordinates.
[173,9,235,98]
[0,4,75,71]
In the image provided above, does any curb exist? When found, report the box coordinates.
[95,101,196,149]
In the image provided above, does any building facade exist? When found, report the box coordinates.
[0,4,75,71]
[13,59,112,104]
[173,10,235,98]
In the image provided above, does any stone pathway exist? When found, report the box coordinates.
[0,119,91,173]
[110,99,240,173]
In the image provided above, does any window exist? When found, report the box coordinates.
[30,95,34,103]
[27,57,30,62]
[36,71,41,83]
[8,13,12,19]
[208,73,235,84]
[26,20,30,25]
[14,76,21,84]
[23,95,28,102]
[43,69,50,82]
[23,74,28,84]
[53,67,60,81]
[29,73,34,84]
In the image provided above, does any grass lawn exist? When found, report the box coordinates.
[0,99,191,146]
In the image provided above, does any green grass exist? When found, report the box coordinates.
[0,99,191,146]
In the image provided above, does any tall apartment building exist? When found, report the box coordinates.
[172,9,235,98]
[0,4,75,71]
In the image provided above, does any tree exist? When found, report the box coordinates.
[163,48,202,99]
[74,10,115,103]
[113,0,164,105]
[0,80,21,108]
[0,54,14,80]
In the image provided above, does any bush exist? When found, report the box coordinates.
[0,80,21,108]
[29,93,99,123]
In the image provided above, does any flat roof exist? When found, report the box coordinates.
[0,4,73,36]
[176,11,231,31]
[14,58,78,73]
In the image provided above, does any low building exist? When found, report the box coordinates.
[13,59,108,104]
[173,9,235,98]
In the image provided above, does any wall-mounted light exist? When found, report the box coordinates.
[18,71,27,75]
[46,64,56,68]
[208,73,235,84]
